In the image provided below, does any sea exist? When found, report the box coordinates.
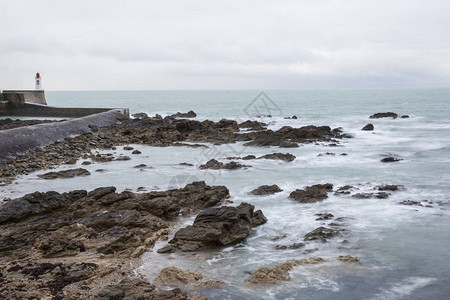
[1,89,449,299]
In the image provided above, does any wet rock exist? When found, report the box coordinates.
[401,115,410,118]
[194,279,229,288]
[82,161,91,165]
[247,257,327,284]
[369,112,398,119]
[258,153,296,162]
[37,168,90,179]
[131,150,141,154]
[375,192,390,199]
[352,193,373,199]
[304,227,340,242]
[315,213,334,220]
[252,209,268,226]
[289,184,333,203]
[123,146,134,150]
[251,184,283,195]
[334,185,353,195]
[399,200,423,206]
[377,184,404,191]
[238,120,267,130]
[199,159,250,170]
[168,203,266,251]
[134,163,148,168]
[275,243,304,250]
[381,156,403,163]
[179,162,193,166]
[114,156,131,161]
[132,112,149,119]
[65,158,77,164]
[337,255,360,263]
[362,124,374,131]
[154,267,203,286]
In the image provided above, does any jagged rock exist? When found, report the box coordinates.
[37,168,90,179]
[194,279,229,288]
[95,277,156,299]
[369,112,398,119]
[251,184,283,195]
[247,257,327,284]
[304,227,340,242]
[315,213,334,220]
[168,203,266,251]
[362,124,374,131]
[258,153,296,162]
[334,185,353,195]
[238,120,267,130]
[289,184,333,203]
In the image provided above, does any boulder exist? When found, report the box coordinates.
[304,226,340,242]
[168,203,266,251]
[369,112,398,119]
[289,184,333,203]
[250,185,283,195]
[37,168,90,179]
[361,124,374,131]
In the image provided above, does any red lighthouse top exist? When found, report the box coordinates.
[36,72,40,78]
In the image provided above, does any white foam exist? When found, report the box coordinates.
[369,277,436,300]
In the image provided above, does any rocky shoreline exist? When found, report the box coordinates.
[0,111,412,299]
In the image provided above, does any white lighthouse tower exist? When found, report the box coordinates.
[35,72,42,90]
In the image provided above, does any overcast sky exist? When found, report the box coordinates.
[1,0,449,90]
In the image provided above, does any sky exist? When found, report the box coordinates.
[0,0,449,91]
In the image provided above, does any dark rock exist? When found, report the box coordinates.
[114,156,131,161]
[199,159,249,170]
[381,157,403,163]
[251,185,283,195]
[304,227,340,242]
[315,213,334,220]
[334,185,353,195]
[375,192,390,199]
[38,168,90,179]
[168,203,266,251]
[131,150,141,154]
[258,153,296,162]
[369,112,398,119]
[399,200,423,206]
[377,184,404,191]
[352,193,373,199]
[173,110,197,118]
[123,146,134,150]
[275,242,304,250]
[179,162,193,166]
[238,120,267,130]
[289,184,333,203]
[95,277,156,300]
[362,124,374,131]
[252,209,268,226]
[401,115,409,118]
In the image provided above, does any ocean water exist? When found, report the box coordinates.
[1,89,450,299]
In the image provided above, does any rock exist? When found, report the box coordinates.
[132,112,149,119]
[173,110,197,118]
[258,153,296,162]
[238,120,267,130]
[95,277,156,299]
[252,209,268,226]
[157,244,175,254]
[247,257,327,284]
[369,112,398,119]
[362,124,374,131]
[154,266,202,286]
[381,157,403,163]
[114,156,131,161]
[315,213,334,220]
[65,158,77,164]
[37,168,90,179]
[123,146,134,150]
[194,279,228,288]
[399,200,423,206]
[82,161,91,165]
[401,115,409,118]
[289,184,333,203]
[134,164,148,168]
[334,185,353,195]
[168,203,266,251]
[275,243,304,250]
[251,184,283,195]
[377,184,404,191]
[132,150,141,154]
[179,162,193,166]
[199,159,249,170]
[304,227,340,242]
[337,255,360,263]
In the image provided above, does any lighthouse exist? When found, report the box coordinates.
[35,72,42,90]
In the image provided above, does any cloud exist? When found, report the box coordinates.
[1,0,449,90]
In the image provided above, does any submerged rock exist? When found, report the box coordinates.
[199,159,250,170]
[251,184,283,195]
[289,184,333,203]
[37,168,90,179]
[258,153,296,162]
[167,203,266,252]
[381,156,403,163]
[247,257,327,284]
[304,226,340,242]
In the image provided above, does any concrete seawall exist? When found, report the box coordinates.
[0,110,128,160]
[1,90,47,105]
